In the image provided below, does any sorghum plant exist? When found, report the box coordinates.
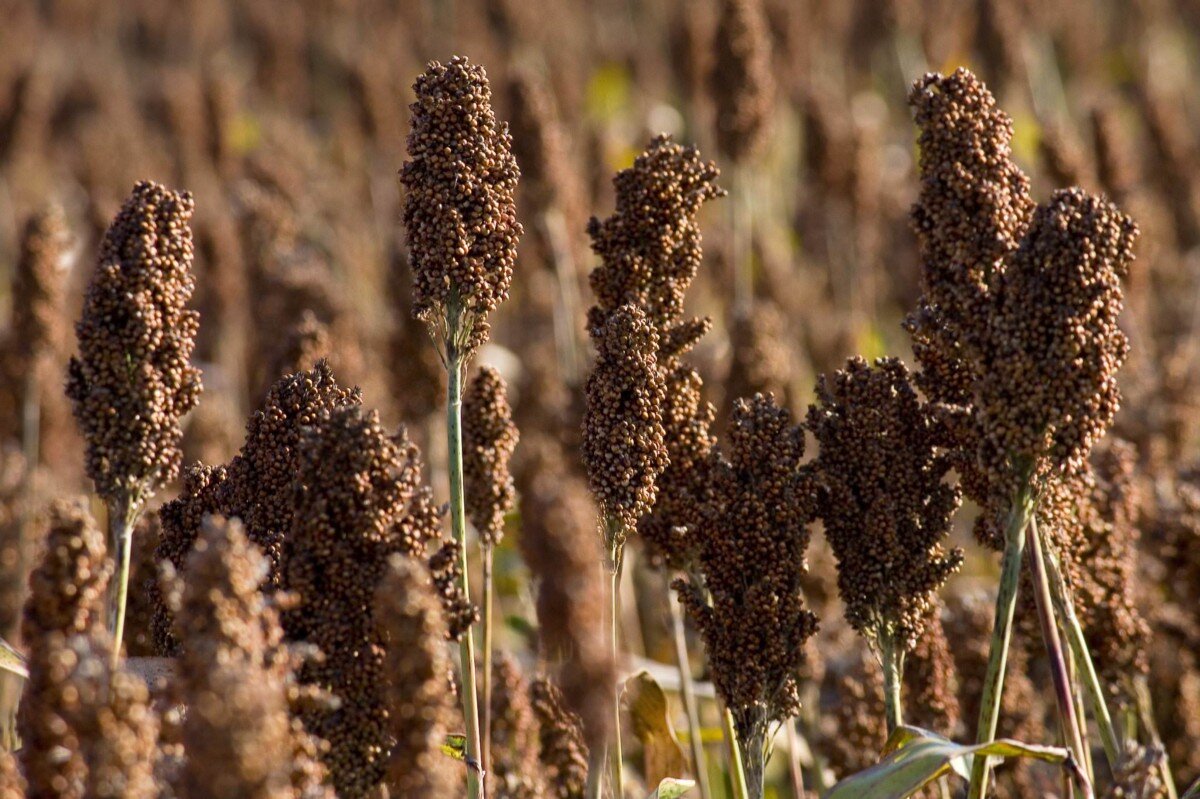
[402,56,521,799]
[66,181,202,664]
[807,356,964,733]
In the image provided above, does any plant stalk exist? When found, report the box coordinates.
[1039,528,1121,772]
[967,478,1036,799]
[448,352,486,799]
[608,538,624,798]
[722,706,750,799]
[1134,674,1179,799]
[481,542,495,792]
[879,628,905,735]
[108,495,138,670]
[783,719,807,799]
[1026,516,1093,799]
[668,583,712,799]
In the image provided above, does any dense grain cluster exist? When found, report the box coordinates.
[529,677,589,799]
[676,395,818,764]
[807,357,964,650]
[710,0,774,162]
[66,181,202,508]
[280,405,448,797]
[463,365,519,546]
[11,205,70,370]
[401,55,521,359]
[489,654,547,799]
[375,555,459,799]
[582,304,669,541]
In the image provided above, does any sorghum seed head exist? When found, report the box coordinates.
[806,357,964,651]
[710,0,775,163]
[376,554,459,799]
[490,654,548,799]
[21,499,110,645]
[463,365,519,547]
[12,203,72,369]
[401,55,521,360]
[676,394,818,746]
[582,304,669,541]
[66,180,202,507]
[530,676,589,799]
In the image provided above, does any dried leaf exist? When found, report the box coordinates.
[628,670,688,786]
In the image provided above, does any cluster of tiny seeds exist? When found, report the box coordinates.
[586,134,723,355]
[710,0,774,163]
[1075,441,1152,704]
[153,361,361,653]
[517,444,613,752]
[903,604,961,736]
[975,188,1137,508]
[280,405,447,798]
[822,645,886,777]
[726,299,794,411]
[529,676,589,799]
[675,394,818,743]
[387,246,445,425]
[401,55,521,359]
[11,204,71,369]
[262,309,331,397]
[66,180,202,505]
[171,516,329,799]
[19,501,111,799]
[490,653,548,799]
[375,555,459,799]
[806,357,964,651]
[582,305,669,541]
[463,365,519,547]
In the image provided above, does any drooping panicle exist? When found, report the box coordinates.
[710,0,775,163]
[675,394,818,768]
[806,357,964,651]
[401,55,522,359]
[171,515,331,799]
[463,365,519,547]
[66,181,202,508]
[582,304,669,543]
[280,405,452,798]
[376,554,459,799]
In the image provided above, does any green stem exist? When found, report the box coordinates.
[1026,517,1093,799]
[608,540,624,798]
[481,543,495,793]
[108,495,138,670]
[967,479,1036,799]
[723,706,750,799]
[783,719,807,799]
[1040,528,1121,772]
[448,353,486,799]
[879,628,905,736]
[1133,673,1179,799]
[668,583,712,799]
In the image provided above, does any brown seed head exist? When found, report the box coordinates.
[281,405,453,798]
[401,56,521,360]
[529,676,589,799]
[463,365,519,547]
[12,204,71,370]
[710,0,775,163]
[807,357,964,651]
[490,654,548,799]
[21,499,110,645]
[66,181,202,507]
[675,394,818,746]
[582,304,669,542]
[376,554,458,799]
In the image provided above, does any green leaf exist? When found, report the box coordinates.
[1182,775,1200,799]
[823,726,1070,799]
[439,733,482,773]
[627,671,689,786]
[675,726,726,746]
[646,777,695,799]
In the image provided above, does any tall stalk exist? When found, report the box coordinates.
[607,533,624,799]
[107,494,139,669]
[783,720,807,799]
[447,345,486,799]
[481,543,495,789]
[1026,516,1093,798]
[668,584,712,799]
[968,478,1036,799]
[722,707,750,799]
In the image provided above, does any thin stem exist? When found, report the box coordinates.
[783,719,807,799]
[608,539,624,798]
[108,495,138,670]
[738,716,766,799]
[448,352,486,799]
[1040,529,1122,772]
[722,706,750,799]
[668,583,712,799]
[1133,676,1179,799]
[1026,517,1093,799]
[481,543,495,792]
[967,479,1036,799]
[879,628,905,735]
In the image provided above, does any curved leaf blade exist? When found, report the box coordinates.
[646,777,695,799]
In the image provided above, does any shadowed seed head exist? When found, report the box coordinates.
[463,365,519,548]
